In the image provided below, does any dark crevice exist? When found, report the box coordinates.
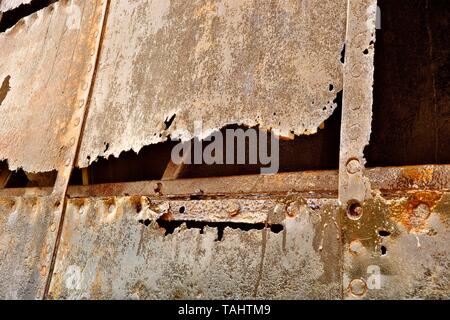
[340,43,346,64]
[153,218,284,241]
[0,0,58,33]
[0,75,11,106]
[366,0,450,167]
[378,230,391,237]
[70,106,341,184]
[164,114,176,130]
[0,161,57,188]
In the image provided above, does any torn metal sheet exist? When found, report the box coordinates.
[338,0,377,204]
[0,0,104,172]
[0,0,32,12]
[343,192,450,299]
[0,196,60,299]
[48,197,341,299]
[77,0,347,167]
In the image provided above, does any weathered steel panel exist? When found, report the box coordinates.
[77,0,347,167]
[343,192,450,299]
[48,197,341,299]
[0,0,102,172]
[0,0,32,12]
[0,196,59,299]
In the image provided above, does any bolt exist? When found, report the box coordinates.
[346,159,361,174]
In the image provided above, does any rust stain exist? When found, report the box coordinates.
[401,166,434,186]
[390,191,442,233]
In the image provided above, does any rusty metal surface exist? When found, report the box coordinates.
[0,0,102,172]
[77,0,347,167]
[338,0,377,204]
[0,196,59,299]
[48,196,341,299]
[343,192,450,299]
[0,0,32,12]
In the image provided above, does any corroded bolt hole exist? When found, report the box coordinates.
[349,278,367,297]
[346,200,363,220]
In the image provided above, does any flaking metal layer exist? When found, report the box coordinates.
[77,0,347,167]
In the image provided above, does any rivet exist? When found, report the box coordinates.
[348,124,361,141]
[349,278,367,297]
[65,158,71,166]
[50,223,56,232]
[90,49,95,56]
[346,159,361,174]
[286,202,299,217]
[78,99,85,108]
[82,82,88,91]
[74,117,80,126]
[226,201,240,217]
[69,137,76,146]
[349,240,363,255]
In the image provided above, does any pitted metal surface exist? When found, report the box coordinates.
[343,192,450,299]
[0,196,60,299]
[48,196,341,299]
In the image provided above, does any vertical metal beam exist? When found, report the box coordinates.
[43,0,110,299]
[339,0,377,206]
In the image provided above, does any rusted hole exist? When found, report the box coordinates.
[340,43,346,64]
[155,218,284,239]
[154,182,162,194]
[0,75,11,106]
[138,219,151,227]
[328,84,334,92]
[0,0,58,32]
[178,206,186,214]
[378,230,391,237]
[164,114,176,130]
[135,202,142,213]
[103,142,109,153]
[363,48,369,55]
[380,245,387,256]
[346,200,363,220]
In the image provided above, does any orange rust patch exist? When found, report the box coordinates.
[390,191,442,233]
[401,166,434,185]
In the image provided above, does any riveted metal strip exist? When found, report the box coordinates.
[43,0,110,299]
[338,0,377,205]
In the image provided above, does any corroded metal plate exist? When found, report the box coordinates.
[77,0,347,167]
[0,0,103,172]
[48,196,341,299]
[0,196,59,299]
[343,192,450,299]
